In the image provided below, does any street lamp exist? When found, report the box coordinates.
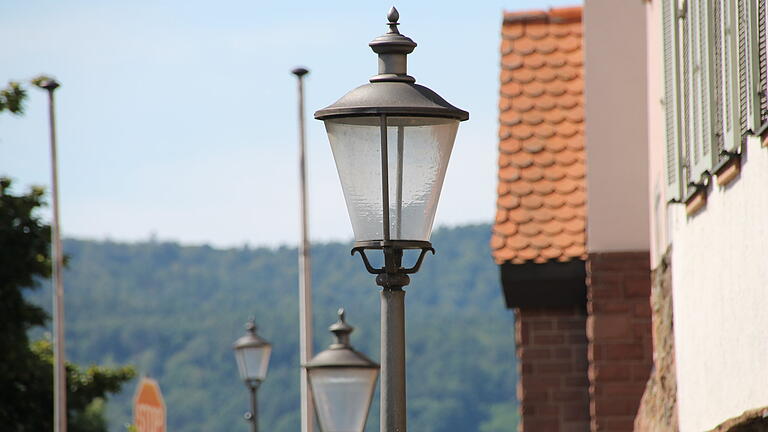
[314,7,467,432]
[305,309,379,432]
[233,319,272,432]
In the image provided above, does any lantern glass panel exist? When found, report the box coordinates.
[235,344,271,382]
[325,116,459,242]
[309,367,379,432]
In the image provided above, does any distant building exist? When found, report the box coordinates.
[493,2,653,431]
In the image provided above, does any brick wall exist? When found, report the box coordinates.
[586,252,653,431]
[515,307,590,432]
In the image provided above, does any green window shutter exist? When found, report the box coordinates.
[712,0,725,161]
[681,0,693,192]
[719,0,740,154]
[737,0,750,136]
[759,0,767,125]
[663,0,683,201]
[688,0,716,186]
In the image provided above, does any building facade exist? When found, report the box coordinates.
[642,0,768,430]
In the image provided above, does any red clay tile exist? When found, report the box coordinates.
[540,219,565,235]
[532,151,555,167]
[521,165,545,182]
[526,23,550,40]
[495,208,508,223]
[541,166,567,183]
[501,81,524,97]
[522,139,546,154]
[498,193,521,209]
[496,220,519,236]
[509,208,534,224]
[523,82,545,97]
[520,194,544,210]
[521,112,544,125]
[532,208,556,223]
[542,194,566,209]
[510,152,534,168]
[500,138,523,154]
[524,53,547,69]
[552,233,577,249]
[554,149,579,166]
[497,182,510,196]
[491,233,506,250]
[499,165,520,181]
[507,236,530,250]
[511,124,534,139]
[532,181,556,195]
[554,178,579,194]
[540,246,563,260]
[518,247,540,261]
[530,235,552,249]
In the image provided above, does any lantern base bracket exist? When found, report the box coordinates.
[351,240,434,276]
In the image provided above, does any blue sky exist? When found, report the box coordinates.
[0,0,580,247]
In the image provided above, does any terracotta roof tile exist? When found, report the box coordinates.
[492,5,587,265]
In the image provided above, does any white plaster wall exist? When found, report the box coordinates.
[584,0,651,253]
[671,136,768,431]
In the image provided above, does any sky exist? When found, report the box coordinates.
[1,0,580,248]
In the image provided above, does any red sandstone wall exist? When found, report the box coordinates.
[515,307,591,432]
[586,252,653,431]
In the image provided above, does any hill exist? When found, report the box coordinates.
[28,223,518,432]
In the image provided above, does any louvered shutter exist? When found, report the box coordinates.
[712,0,725,162]
[663,0,683,201]
[737,0,750,136]
[688,0,716,185]
[681,0,692,191]
[720,0,739,154]
[759,0,768,124]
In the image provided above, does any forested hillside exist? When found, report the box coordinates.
[28,224,518,432]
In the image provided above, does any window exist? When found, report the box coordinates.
[662,0,764,202]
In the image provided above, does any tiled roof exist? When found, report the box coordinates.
[491,6,586,265]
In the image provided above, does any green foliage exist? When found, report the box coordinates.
[26,223,518,432]
[0,178,135,432]
[479,401,520,432]
[0,82,27,114]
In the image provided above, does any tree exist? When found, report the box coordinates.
[0,176,135,429]
[0,81,26,114]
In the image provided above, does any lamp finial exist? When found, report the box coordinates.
[387,7,400,34]
[329,307,354,348]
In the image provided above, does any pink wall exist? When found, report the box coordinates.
[583,0,651,254]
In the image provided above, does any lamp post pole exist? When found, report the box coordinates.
[40,79,67,432]
[291,66,315,432]
[247,382,260,432]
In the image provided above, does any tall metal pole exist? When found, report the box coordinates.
[42,79,67,432]
[291,66,315,432]
[249,383,259,432]
[381,286,407,432]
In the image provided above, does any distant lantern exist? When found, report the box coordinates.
[233,319,272,384]
[305,309,379,432]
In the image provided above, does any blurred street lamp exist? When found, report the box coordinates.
[306,309,379,432]
[33,77,67,432]
[314,8,467,431]
[233,319,272,432]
